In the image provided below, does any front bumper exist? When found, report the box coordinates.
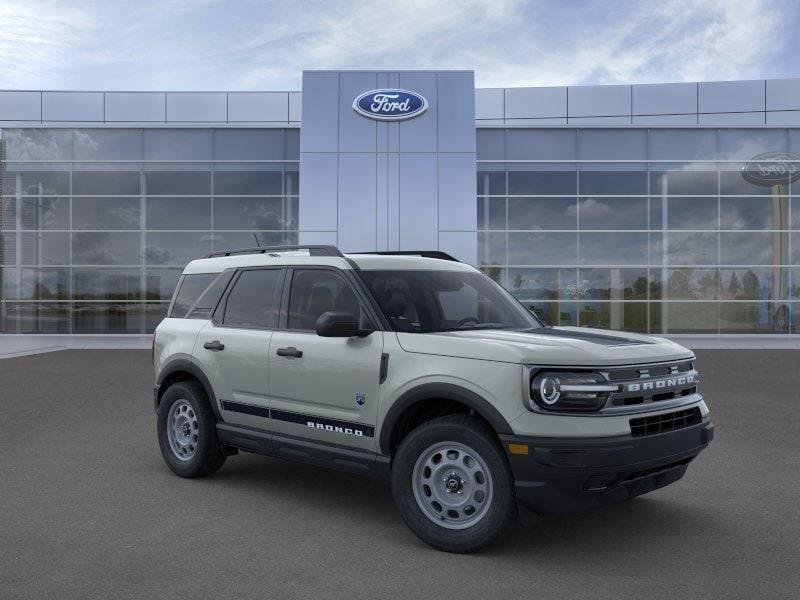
[500,417,714,516]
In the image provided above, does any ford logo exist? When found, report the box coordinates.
[352,89,428,121]
[741,151,800,187]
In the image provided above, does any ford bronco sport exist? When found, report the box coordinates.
[153,245,713,553]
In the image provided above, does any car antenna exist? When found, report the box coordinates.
[253,233,262,247]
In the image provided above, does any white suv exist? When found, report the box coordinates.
[153,245,713,552]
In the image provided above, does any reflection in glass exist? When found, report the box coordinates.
[214,171,282,195]
[578,197,647,230]
[508,171,575,195]
[579,171,646,195]
[72,171,140,195]
[508,232,576,265]
[476,171,505,196]
[72,302,142,333]
[665,197,718,230]
[145,197,211,230]
[145,303,171,333]
[508,197,575,230]
[145,232,213,266]
[3,302,70,333]
[72,232,141,265]
[145,269,182,300]
[663,302,719,333]
[72,268,142,300]
[213,197,284,230]
[577,268,649,300]
[145,171,211,195]
[477,197,506,230]
[579,233,648,265]
[521,301,578,327]
[72,197,141,230]
[666,268,720,300]
[720,302,788,333]
[720,197,779,230]
[19,197,69,230]
[2,268,68,300]
[506,268,577,301]
[579,302,647,332]
[720,232,776,265]
[666,232,718,265]
[650,171,717,195]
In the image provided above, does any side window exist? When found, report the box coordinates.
[222,269,283,329]
[170,273,217,318]
[287,269,364,331]
[186,270,234,319]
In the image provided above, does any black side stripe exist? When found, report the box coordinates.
[221,401,270,419]
[220,402,374,438]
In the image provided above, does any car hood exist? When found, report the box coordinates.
[395,326,693,366]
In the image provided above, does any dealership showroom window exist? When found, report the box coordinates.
[1,122,799,336]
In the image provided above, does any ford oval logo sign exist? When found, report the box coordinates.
[741,151,800,187]
[353,89,428,121]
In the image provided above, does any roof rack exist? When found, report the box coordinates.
[349,250,460,263]
[207,245,345,258]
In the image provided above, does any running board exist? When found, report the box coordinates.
[216,423,391,479]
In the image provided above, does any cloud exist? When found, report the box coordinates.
[0,0,794,90]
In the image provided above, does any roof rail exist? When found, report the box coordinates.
[348,250,460,262]
[207,245,344,258]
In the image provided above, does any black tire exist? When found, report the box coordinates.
[157,381,226,478]
[391,414,516,553]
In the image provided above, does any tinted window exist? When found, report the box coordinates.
[288,270,363,330]
[223,269,283,328]
[170,273,217,318]
[359,270,541,333]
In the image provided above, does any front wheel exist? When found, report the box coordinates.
[391,415,516,553]
[157,381,226,478]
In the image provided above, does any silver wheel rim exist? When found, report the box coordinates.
[411,441,494,530]
[167,400,199,461]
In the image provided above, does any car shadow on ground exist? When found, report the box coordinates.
[166,449,721,558]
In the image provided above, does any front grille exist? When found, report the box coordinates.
[607,361,698,408]
[629,407,702,437]
[608,360,693,382]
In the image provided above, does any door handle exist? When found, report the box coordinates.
[276,346,303,358]
[203,340,225,351]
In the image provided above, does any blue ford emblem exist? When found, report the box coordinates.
[741,151,800,186]
[352,89,428,121]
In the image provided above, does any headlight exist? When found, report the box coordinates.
[529,371,617,412]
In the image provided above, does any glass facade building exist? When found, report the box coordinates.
[0,128,299,333]
[1,74,799,336]
[476,128,800,334]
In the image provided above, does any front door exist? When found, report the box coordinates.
[268,268,384,451]
[193,267,285,429]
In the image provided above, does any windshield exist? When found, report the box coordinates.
[358,270,543,333]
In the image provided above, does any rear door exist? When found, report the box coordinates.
[193,267,285,429]
[267,267,384,451]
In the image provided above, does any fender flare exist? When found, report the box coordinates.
[155,358,222,421]
[378,383,514,455]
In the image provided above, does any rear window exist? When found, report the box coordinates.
[169,273,219,318]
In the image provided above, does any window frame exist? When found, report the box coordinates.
[212,266,286,331]
[279,266,385,333]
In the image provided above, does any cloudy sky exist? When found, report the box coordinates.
[0,0,798,91]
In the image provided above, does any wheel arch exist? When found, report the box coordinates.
[155,359,222,421]
[379,383,514,456]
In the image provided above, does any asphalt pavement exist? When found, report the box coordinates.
[0,349,798,599]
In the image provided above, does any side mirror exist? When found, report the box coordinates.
[315,311,373,338]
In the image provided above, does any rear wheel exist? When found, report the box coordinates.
[391,414,515,553]
[157,381,226,478]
